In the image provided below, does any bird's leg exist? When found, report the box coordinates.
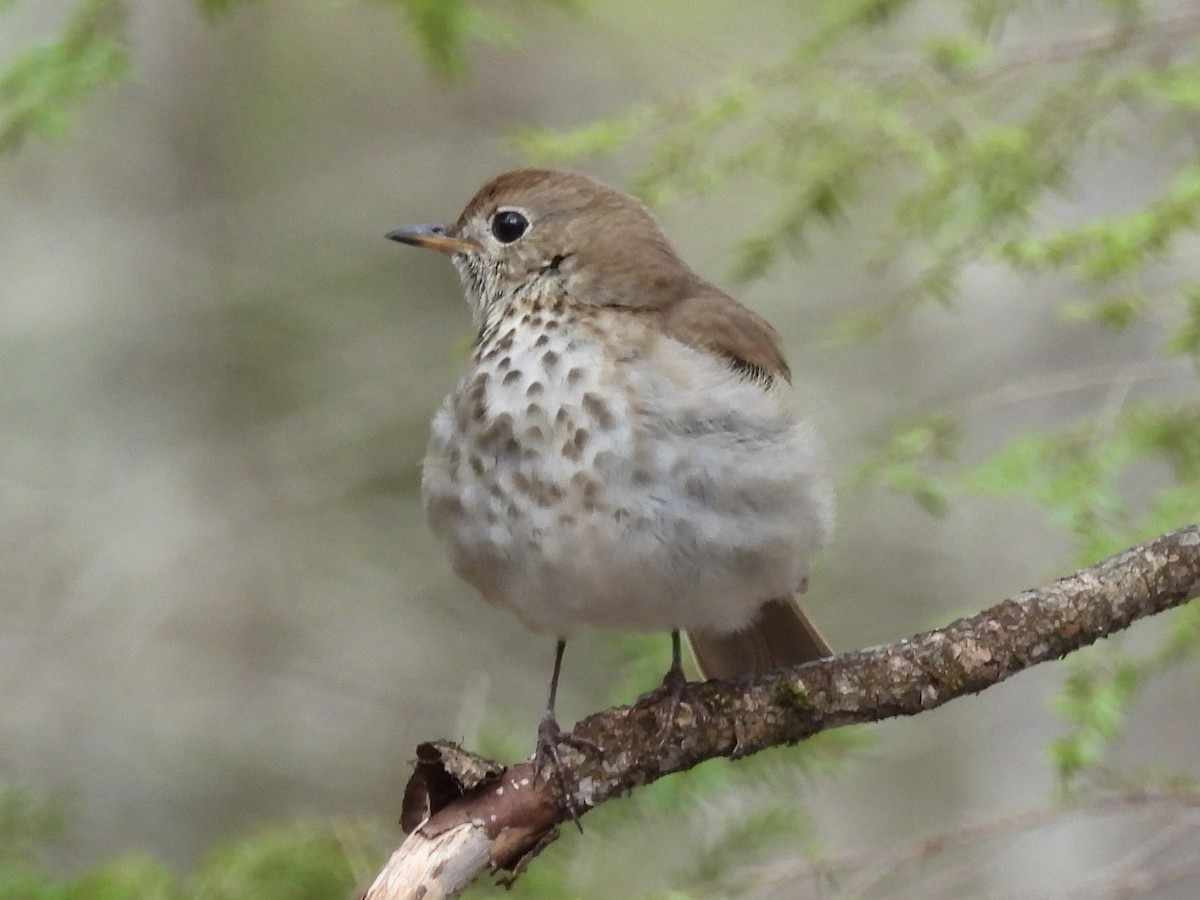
[639,630,709,748]
[533,639,598,829]
[663,628,687,693]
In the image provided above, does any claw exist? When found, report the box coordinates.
[638,630,709,749]
[532,639,600,830]
[534,715,598,830]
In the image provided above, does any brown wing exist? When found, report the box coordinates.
[660,290,791,383]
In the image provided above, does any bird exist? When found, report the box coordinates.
[387,168,833,785]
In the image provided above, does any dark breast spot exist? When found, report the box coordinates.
[562,427,589,461]
[582,392,617,430]
[478,412,514,449]
[569,471,605,511]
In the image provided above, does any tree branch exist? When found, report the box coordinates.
[362,524,1200,900]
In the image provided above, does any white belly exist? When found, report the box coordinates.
[421,321,832,638]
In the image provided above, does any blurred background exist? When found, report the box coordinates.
[2,1,1199,897]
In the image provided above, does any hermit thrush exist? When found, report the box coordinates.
[388,169,833,772]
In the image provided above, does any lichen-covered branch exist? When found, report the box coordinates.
[362,524,1200,899]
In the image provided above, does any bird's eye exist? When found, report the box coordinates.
[491,209,529,244]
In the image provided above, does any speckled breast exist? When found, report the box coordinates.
[420,294,647,615]
[420,292,829,638]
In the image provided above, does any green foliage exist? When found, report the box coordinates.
[967,402,1200,794]
[1050,596,1200,794]
[1166,286,1200,362]
[965,400,1200,792]
[517,3,1200,330]
[0,791,382,900]
[0,0,132,153]
[511,107,652,167]
[852,415,960,516]
[968,428,1130,561]
[1058,293,1145,330]
[1003,163,1200,282]
[57,856,181,900]
[964,404,1200,562]
[191,821,371,900]
[1049,653,1143,790]
[378,0,515,80]
[855,401,1200,571]
[356,0,582,80]
[0,0,579,152]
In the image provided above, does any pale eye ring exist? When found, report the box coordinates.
[491,209,529,244]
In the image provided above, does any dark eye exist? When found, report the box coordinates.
[491,209,529,244]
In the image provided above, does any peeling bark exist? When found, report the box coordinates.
[362,524,1200,900]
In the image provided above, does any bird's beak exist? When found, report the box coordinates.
[385,224,480,256]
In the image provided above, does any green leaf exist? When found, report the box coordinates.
[380,0,579,80]
[923,33,988,75]
[0,0,133,153]
[1133,59,1200,111]
[1050,655,1142,791]
[511,107,652,165]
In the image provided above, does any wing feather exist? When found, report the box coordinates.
[660,290,791,384]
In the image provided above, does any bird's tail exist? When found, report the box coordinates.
[685,596,831,680]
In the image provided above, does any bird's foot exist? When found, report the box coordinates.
[533,715,599,831]
[638,663,709,750]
